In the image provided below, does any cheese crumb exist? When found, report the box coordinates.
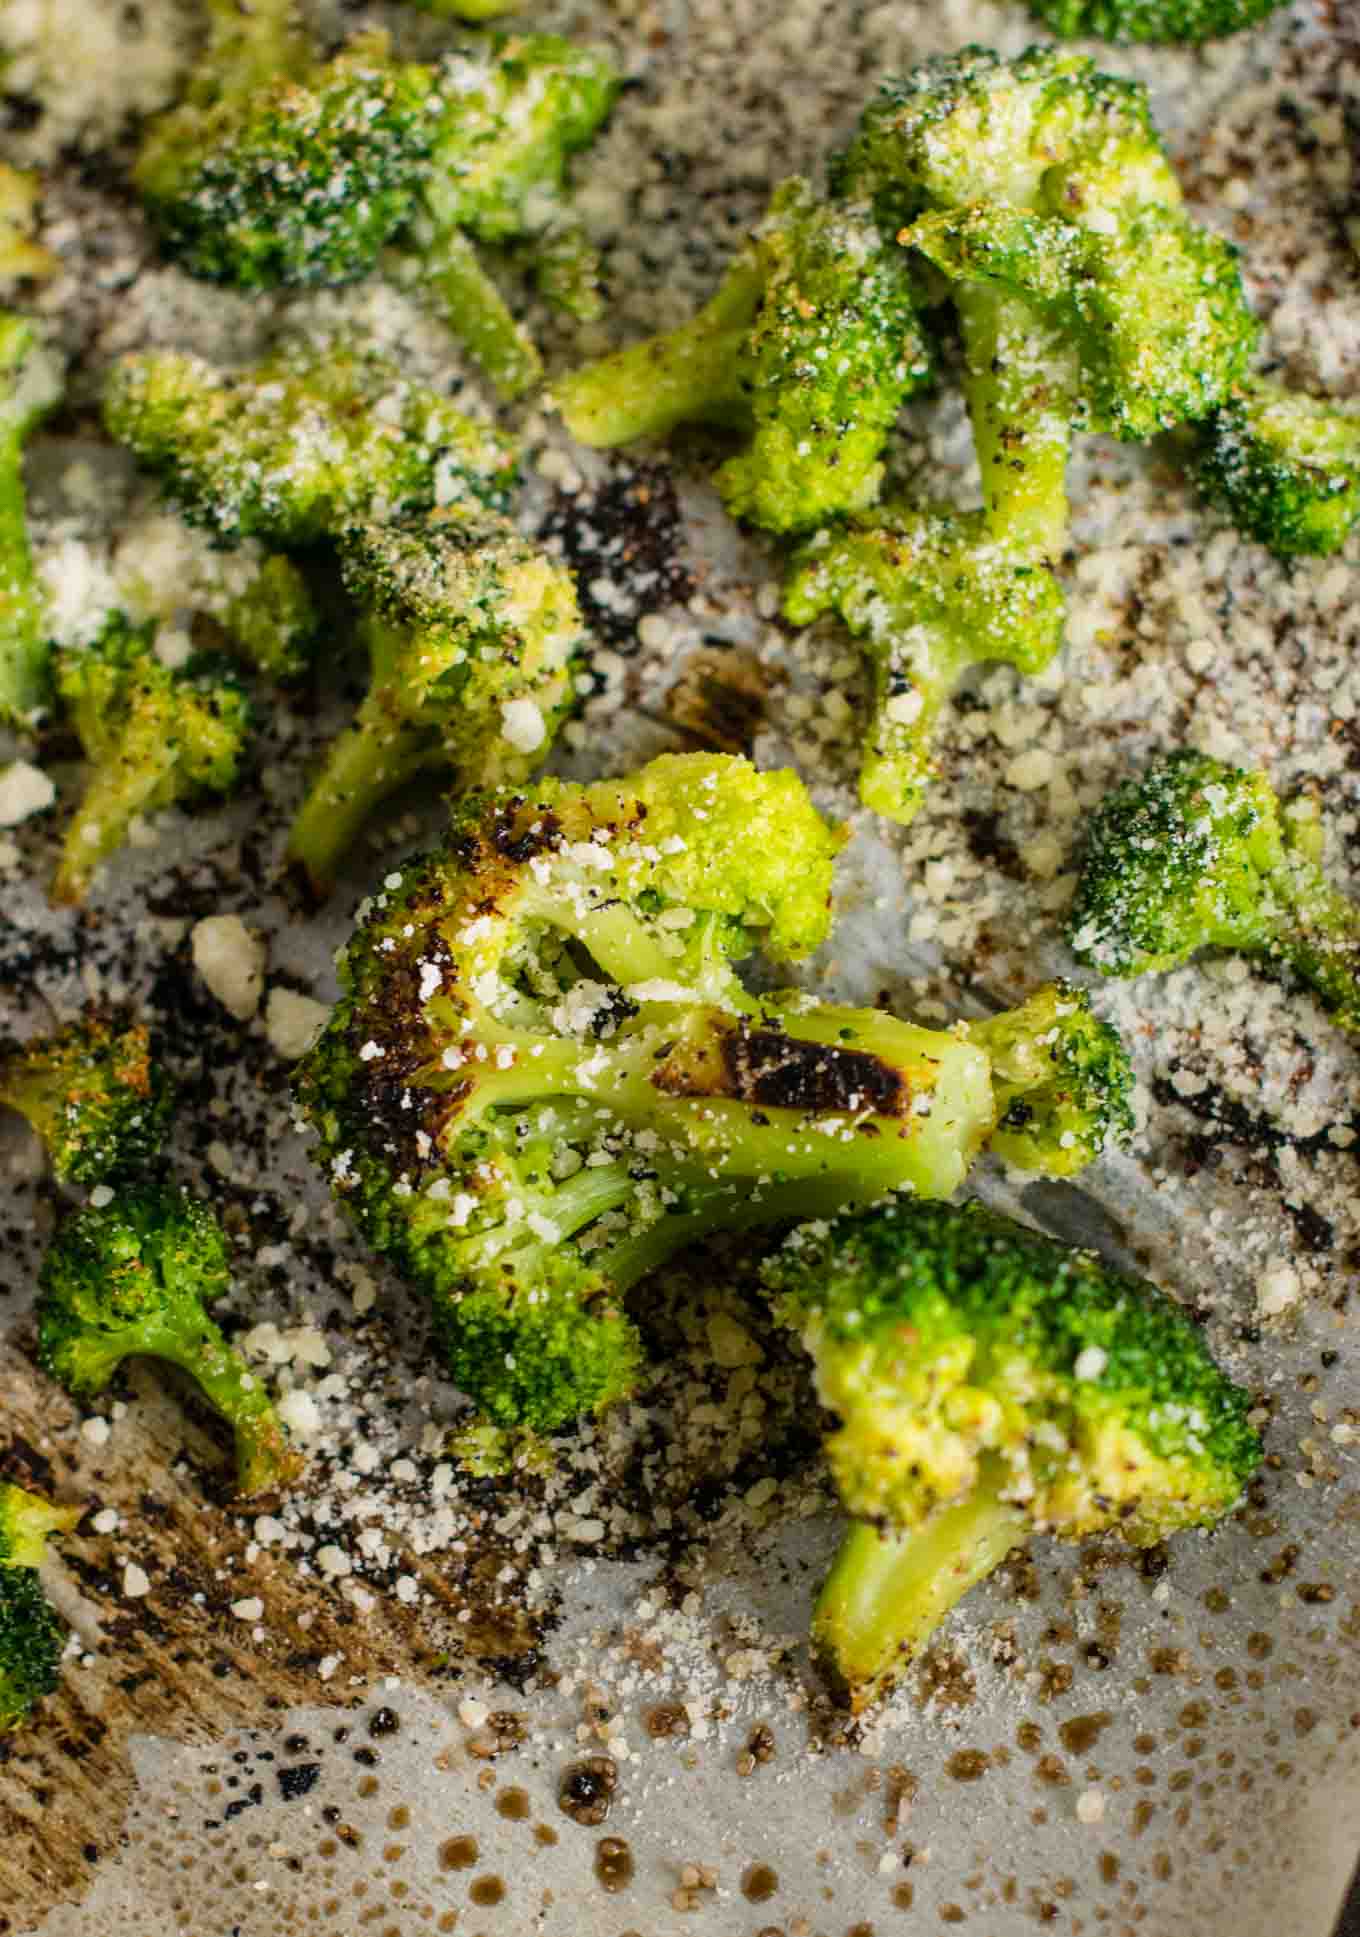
[1076,1788,1106,1825]
[230,1597,265,1622]
[264,987,330,1060]
[123,1563,151,1599]
[192,915,267,1020]
[501,697,547,753]
[1258,1260,1301,1319]
[0,760,56,827]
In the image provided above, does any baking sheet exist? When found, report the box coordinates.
[3,0,1360,1932]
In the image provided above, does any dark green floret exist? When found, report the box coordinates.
[554,177,934,535]
[0,1482,81,1736]
[1195,378,1360,558]
[51,617,252,906]
[0,309,62,726]
[0,1012,173,1184]
[37,1183,300,1498]
[765,1199,1260,1708]
[1028,0,1287,45]
[102,340,517,548]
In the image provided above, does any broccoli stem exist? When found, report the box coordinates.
[553,258,764,447]
[813,1475,1026,1710]
[415,224,544,401]
[858,621,965,823]
[286,702,441,899]
[955,286,1076,560]
[0,318,51,727]
[52,731,182,907]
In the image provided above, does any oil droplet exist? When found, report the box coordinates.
[439,1835,479,1872]
[594,1836,634,1893]
[742,1863,778,1903]
[496,1787,530,1822]
[470,1875,506,1907]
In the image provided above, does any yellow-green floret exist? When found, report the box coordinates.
[765,1199,1260,1708]
[0,309,62,726]
[295,752,1133,1431]
[0,1012,173,1184]
[37,1183,300,1498]
[1067,748,1360,1031]
[285,509,586,899]
[1195,378,1360,558]
[0,1483,80,1737]
[554,177,933,535]
[1028,0,1287,44]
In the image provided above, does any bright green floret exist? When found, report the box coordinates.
[0,310,62,726]
[554,178,933,535]
[1068,748,1360,1030]
[0,1482,81,1571]
[51,617,252,906]
[37,1183,300,1498]
[0,164,56,282]
[102,340,517,548]
[0,1483,80,1738]
[1028,0,1287,44]
[968,981,1134,1175]
[294,752,1131,1431]
[784,503,1064,823]
[1195,378,1360,558]
[285,510,586,899]
[765,1199,1260,1709]
[404,0,520,16]
[0,1012,173,1184]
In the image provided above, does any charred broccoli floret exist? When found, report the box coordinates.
[0,311,62,726]
[1028,0,1287,43]
[102,340,516,548]
[295,752,1132,1431]
[0,1482,80,1736]
[766,1200,1261,1709]
[554,178,934,535]
[285,510,586,899]
[1194,378,1360,559]
[51,617,252,906]
[0,1013,173,1184]
[1068,748,1360,1030]
[37,1183,300,1498]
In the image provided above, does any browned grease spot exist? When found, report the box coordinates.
[742,1863,779,1903]
[388,1806,410,1831]
[1016,1721,1043,1754]
[439,1835,479,1872]
[594,1836,634,1893]
[945,1749,990,1782]
[559,1755,618,1827]
[1059,1711,1112,1756]
[644,1703,689,1740]
[664,645,771,755]
[1099,1852,1121,1885]
[495,1787,530,1822]
[893,1881,915,1909]
[533,1822,558,1847]
[470,1874,505,1907]
[1035,1755,1070,1788]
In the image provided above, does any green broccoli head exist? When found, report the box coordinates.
[1195,378,1360,558]
[0,1482,81,1570]
[37,1183,300,1497]
[285,510,586,899]
[553,178,933,535]
[784,503,1065,823]
[136,31,439,289]
[1068,748,1360,1030]
[0,1012,174,1184]
[0,309,62,726]
[766,1199,1260,1707]
[0,1568,66,1736]
[967,982,1135,1176]
[52,617,252,906]
[103,340,517,547]
[1029,0,1288,44]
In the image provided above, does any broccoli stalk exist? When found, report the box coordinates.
[765,1200,1261,1709]
[0,1482,80,1736]
[1194,378,1360,558]
[1029,0,1288,44]
[51,618,252,906]
[37,1184,301,1498]
[1068,748,1360,1030]
[555,178,934,534]
[0,1012,173,1184]
[284,511,585,899]
[296,753,1133,1430]
[0,311,61,726]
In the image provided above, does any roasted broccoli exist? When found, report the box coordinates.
[554,178,934,535]
[0,1482,80,1736]
[103,340,516,548]
[1194,378,1360,559]
[0,311,62,727]
[0,164,56,283]
[1028,0,1287,43]
[0,1013,173,1184]
[766,1200,1261,1709]
[37,1183,300,1497]
[295,752,1132,1431]
[405,0,519,16]
[285,510,586,899]
[51,616,252,906]
[1068,748,1360,1030]
[784,504,1064,822]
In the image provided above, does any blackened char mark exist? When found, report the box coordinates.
[722,1026,910,1118]
[490,803,561,864]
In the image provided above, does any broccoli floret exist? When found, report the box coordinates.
[765,1200,1261,1708]
[1029,0,1287,43]
[103,340,516,548]
[0,1482,81,1569]
[784,504,1064,823]
[285,510,586,899]
[295,752,1132,1430]
[554,178,933,535]
[968,981,1134,1174]
[1068,748,1360,1030]
[1195,378,1360,559]
[0,1483,79,1738]
[51,617,252,907]
[0,311,62,727]
[0,164,56,283]
[404,0,520,16]
[37,1183,300,1498]
[0,1012,173,1184]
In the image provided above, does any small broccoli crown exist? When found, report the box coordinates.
[768,1199,1261,1539]
[0,1013,174,1184]
[219,552,320,681]
[52,618,252,905]
[784,504,1065,823]
[1196,378,1360,558]
[0,1482,81,1569]
[137,33,438,288]
[1029,0,1287,43]
[0,1568,64,1735]
[1,310,62,726]
[103,341,517,546]
[970,981,1135,1175]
